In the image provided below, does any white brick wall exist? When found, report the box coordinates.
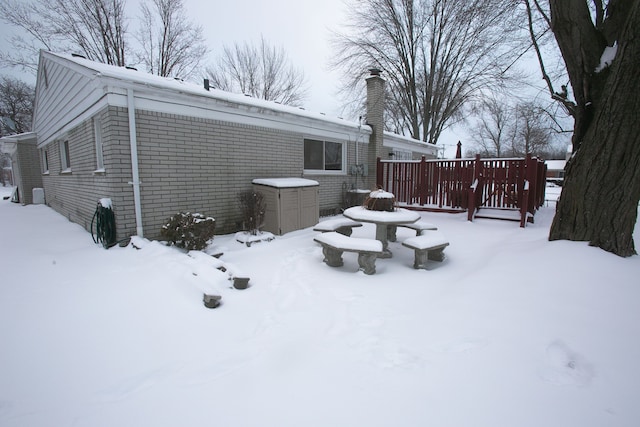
[43,106,359,240]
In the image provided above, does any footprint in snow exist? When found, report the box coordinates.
[436,337,489,354]
[93,364,177,402]
[538,340,594,387]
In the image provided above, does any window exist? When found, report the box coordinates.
[391,149,413,160]
[304,138,344,172]
[94,117,104,171]
[42,149,49,174]
[60,140,71,172]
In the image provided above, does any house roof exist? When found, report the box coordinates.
[546,160,566,171]
[33,51,436,156]
[35,51,371,143]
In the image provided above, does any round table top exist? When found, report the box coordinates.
[343,206,420,225]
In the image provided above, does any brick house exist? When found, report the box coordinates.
[31,51,437,239]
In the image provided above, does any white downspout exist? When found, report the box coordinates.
[127,88,144,237]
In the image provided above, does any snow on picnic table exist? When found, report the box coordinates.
[344,205,421,224]
[1,184,640,427]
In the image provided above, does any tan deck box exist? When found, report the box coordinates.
[252,178,319,235]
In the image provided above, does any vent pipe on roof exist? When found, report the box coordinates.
[204,78,211,91]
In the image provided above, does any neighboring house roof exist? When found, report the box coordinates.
[32,51,436,156]
[546,160,566,171]
[1,132,37,155]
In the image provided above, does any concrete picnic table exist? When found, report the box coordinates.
[343,206,420,258]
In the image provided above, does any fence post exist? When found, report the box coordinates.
[520,180,530,227]
[468,154,483,222]
[525,153,537,216]
[419,156,426,205]
[376,157,382,190]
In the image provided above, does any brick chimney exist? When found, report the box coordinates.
[365,68,389,188]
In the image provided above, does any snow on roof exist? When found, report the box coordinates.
[46,51,366,133]
[383,131,438,156]
[252,178,319,188]
[545,160,566,170]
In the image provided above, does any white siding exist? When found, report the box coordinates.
[33,54,105,148]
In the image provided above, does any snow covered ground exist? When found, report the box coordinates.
[1,185,639,427]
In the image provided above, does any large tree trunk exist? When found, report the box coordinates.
[549,0,640,257]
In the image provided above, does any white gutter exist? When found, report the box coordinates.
[127,89,144,237]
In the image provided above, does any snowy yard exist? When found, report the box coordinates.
[1,185,639,427]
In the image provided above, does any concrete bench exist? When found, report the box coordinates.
[314,232,383,275]
[313,218,363,236]
[387,221,438,242]
[401,232,449,270]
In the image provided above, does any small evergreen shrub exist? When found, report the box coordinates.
[238,190,266,235]
[161,212,216,251]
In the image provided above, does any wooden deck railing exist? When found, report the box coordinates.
[376,154,547,227]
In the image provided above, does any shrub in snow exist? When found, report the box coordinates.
[160,212,216,251]
[238,190,266,235]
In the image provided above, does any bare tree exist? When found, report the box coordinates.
[0,76,35,136]
[332,0,525,145]
[526,0,640,257]
[136,0,208,79]
[470,97,560,158]
[0,0,127,70]
[206,36,308,107]
[511,101,555,157]
[469,97,516,157]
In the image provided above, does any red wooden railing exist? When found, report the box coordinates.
[377,154,547,227]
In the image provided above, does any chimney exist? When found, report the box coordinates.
[365,68,389,186]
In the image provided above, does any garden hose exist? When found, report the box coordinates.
[91,200,117,248]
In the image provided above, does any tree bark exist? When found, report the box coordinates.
[549,0,640,257]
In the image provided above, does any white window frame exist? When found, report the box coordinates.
[94,116,104,172]
[303,138,346,175]
[60,140,71,173]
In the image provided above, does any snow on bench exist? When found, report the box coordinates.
[401,231,450,269]
[387,220,438,242]
[313,218,363,236]
[314,231,383,275]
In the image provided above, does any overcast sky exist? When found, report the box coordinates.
[0,0,350,115]
[185,0,350,115]
[181,0,351,117]
[0,0,535,156]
